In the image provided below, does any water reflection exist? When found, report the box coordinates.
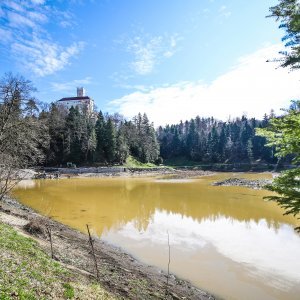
[104,210,300,297]
[13,174,300,300]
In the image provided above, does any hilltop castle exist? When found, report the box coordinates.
[57,87,94,115]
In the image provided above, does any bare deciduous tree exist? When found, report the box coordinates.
[0,73,47,205]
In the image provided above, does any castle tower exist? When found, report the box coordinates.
[77,87,85,97]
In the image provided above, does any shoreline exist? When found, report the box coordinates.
[33,167,214,179]
[1,171,276,299]
[0,194,216,300]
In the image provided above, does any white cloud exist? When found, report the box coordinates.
[27,11,47,23]
[0,0,85,76]
[59,20,73,28]
[12,38,84,77]
[31,0,45,4]
[52,77,93,92]
[7,11,36,28]
[3,0,25,12]
[128,36,161,75]
[109,45,300,126]
[125,33,182,75]
[116,84,151,92]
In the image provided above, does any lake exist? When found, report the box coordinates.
[13,173,300,300]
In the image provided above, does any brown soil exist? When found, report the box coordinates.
[0,194,215,300]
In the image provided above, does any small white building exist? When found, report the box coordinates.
[57,87,94,115]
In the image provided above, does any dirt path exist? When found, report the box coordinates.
[0,197,215,300]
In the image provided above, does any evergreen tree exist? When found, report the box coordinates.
[256,101,300,231]
[157,114,276,164]
[218,125,227,161]
[268,0,300,70]
[186,119,198,159]
[103,117,116,163]
[95,111,106,162]
[64,107,83,164]
[116,124,129,164]
[81,117,97,163]
[45,103,66,165]
[172,128,181,156]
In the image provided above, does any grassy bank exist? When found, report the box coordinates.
[123,156,158,168]
[0,222,116,300]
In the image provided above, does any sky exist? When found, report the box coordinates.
[0,0,299,126]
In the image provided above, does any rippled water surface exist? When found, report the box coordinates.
[13,173,300,300]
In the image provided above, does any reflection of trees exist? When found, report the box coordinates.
[13,178,297,236]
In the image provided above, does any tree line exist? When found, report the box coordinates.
[157,115,278,164]
[0,73,160,170]
[39,104,160,166]
[1,72,282,169]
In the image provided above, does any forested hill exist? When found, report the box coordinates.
[157,115,278,164]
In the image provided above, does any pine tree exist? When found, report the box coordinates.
[186,119,198,159]
[116,123,129,164]
[103,117,116,163]
[95,111,106,162]
[256,101,300,231]
[268,0,300,70]
[158,115,275,164]
[218,125,227,161]
[45,104,66,165]
[65,106,83,164]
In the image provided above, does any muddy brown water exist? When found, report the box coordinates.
[13,173,300,300]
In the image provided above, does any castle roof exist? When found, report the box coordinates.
[58,96,91,102]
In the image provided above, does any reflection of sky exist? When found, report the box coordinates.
[16,179,36,189]
[105,210,300,286]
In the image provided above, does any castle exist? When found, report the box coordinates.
[57,87,94,115]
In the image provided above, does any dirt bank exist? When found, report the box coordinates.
[0,196,215,300]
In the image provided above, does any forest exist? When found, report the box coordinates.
[0,72,279,169]
[157,115,277,164]
[43,105,160,166]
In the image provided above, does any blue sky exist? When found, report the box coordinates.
[0,0,299,125]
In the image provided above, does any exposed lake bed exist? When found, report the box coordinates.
[7,172,300,299]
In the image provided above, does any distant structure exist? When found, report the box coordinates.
[57,87,94,114]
